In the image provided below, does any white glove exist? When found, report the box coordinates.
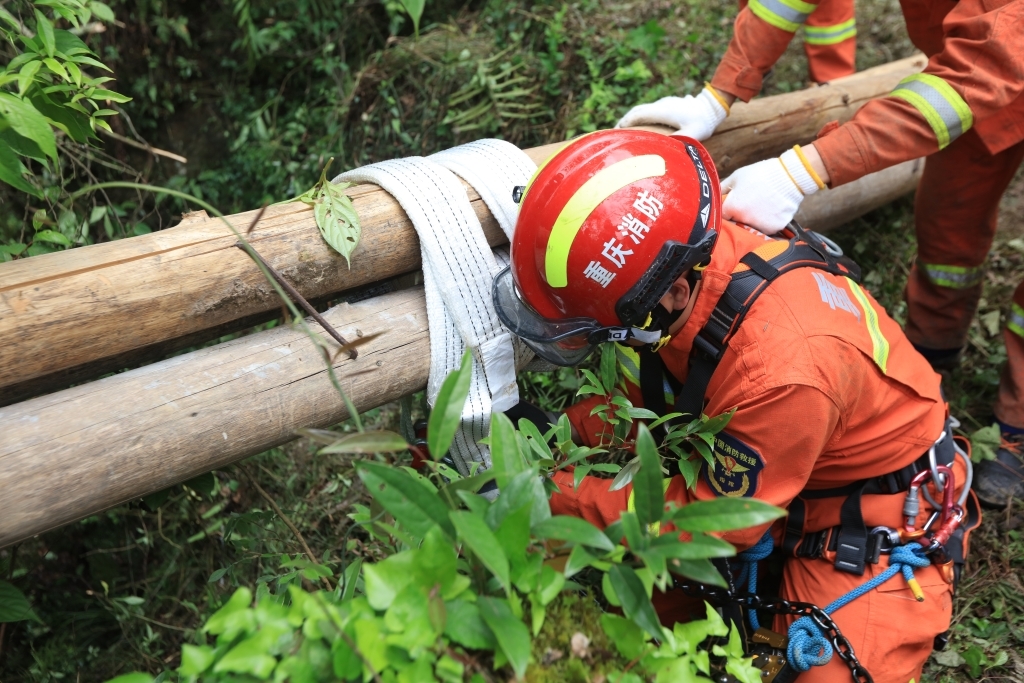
[721,148,823,235]
[615,87,728,141]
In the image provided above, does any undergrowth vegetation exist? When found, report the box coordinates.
[1,0,1023,681]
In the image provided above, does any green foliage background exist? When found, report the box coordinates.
[1,0,1023,681]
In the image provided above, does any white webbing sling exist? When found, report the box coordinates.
[335,139,537,475]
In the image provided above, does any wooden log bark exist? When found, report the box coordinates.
[0,56,925,404]
[0,289,431,548]
[0,157,924,548]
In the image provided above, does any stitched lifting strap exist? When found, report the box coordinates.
[669,222,861,423]
[335,140,537,476]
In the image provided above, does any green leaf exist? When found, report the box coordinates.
[89,1,116,23]
[486,468,550,529]
[531,516,614,552]
[698,409,735,435]
[600,343,618,392]
[477,597,531,678]
[213,634,278,677]
[494,502,532,570]
[609,456,640,492]
[671,498,786,533]
[444,599,497,649]
[319,430,409,454]
[104,675,154,683]
[632,423,664,529]
[356,461,455,539]
[563,545,596,578]
[648,533,736,560]
[600,613,647,660]
[29,91,93,143]
[0,580,41,623]
[179,644,216,676]
[0,93,56,160]
[672,558,728,587]
[490,411,528,489]
[450,510,510,593]
[0,141,39,197]
[34,10,56,57]
[427,350,473,460]
[314,178,361,267]
[203,587,254,638]
[43,57,68,82]
[607,564,662,639]
[398,0,426,36]
[17,61,41,96]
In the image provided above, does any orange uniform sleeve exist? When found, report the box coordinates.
[551,384,842,552]
[710,5,815,102]
[815,0,1024,186]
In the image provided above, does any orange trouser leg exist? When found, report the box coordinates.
[995,283,1024,427]
[905,130,1024,351]
[775,559,952,683]
[803,0,856,83]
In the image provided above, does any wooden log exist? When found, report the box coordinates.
[0,289,431,548]
[795,157,924,231]
[0,56,926,404]
[0,157,924,548]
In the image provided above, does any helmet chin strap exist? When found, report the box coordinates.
[632,303,685,351]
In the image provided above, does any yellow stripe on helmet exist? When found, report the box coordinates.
[544,154,666,288]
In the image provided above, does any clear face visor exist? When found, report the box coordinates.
[492,267,664,366]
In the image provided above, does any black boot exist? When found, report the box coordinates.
[973,430,1024,507]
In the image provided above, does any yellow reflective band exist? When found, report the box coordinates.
[847,279,889,374]
[921,263,985,289]
[804,18,856,45]
[1008,303,1024,339]
[615,343,641,387]
[544,154,666,288]
[750,0,816,33]
[891,74,973,150]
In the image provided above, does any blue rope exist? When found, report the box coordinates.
[736,531,775,630]
[787,544,931,672]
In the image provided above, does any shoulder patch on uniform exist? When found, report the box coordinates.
[703,431,765,498]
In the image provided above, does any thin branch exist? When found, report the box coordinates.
[99,128,188,164]
[234,241,357,359]
[241,466,333,591]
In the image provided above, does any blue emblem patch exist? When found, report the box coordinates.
[703,431,765,498]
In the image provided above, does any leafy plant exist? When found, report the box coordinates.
[103,352,784,682]
[0,0,126,198]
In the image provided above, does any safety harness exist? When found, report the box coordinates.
[643,223,979,681]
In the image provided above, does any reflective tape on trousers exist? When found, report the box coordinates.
[750,0,815,32]
[804,18,856,45]
[891,74,973,150]
[921,262,985,289]
[1009,303,1024,339]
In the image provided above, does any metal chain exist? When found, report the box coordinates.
[675,581,874,683]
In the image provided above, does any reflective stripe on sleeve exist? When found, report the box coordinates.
[847,279,890,374]
[750,0,816,32]
[920,263,985,289]
[615,343,641,387]
[1009,303,1024,339]
[890,74,973,150]
[804,18,856,45]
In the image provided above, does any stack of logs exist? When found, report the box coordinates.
[0,56,927,548]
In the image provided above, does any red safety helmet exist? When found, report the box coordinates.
[493,130,721,365]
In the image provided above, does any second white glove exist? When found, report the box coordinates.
[721,148,824,235]
[615,87,728,141]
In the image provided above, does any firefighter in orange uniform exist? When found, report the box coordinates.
[493,129,979,683]
[617,0,1024,506]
